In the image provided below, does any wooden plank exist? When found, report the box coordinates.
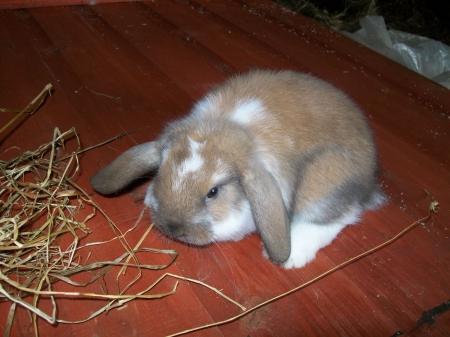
[0,1,449,336]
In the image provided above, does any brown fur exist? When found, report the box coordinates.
[91,70,382,266]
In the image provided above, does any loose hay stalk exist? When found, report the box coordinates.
[0,83,52,135]
[168,192,439,337]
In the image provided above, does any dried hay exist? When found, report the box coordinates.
[0,85,244,336]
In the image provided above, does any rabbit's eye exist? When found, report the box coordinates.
[206,187,219,199]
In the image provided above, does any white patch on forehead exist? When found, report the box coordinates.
[188,137,204,153]
[230,99,265,125]
[212,199,256,241]
[182,137,205,173]
[172,137,205,190]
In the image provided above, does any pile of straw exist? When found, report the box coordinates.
[0,126,176,334]
[0,85,244,336]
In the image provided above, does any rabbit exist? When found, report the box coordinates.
[90,70,385,269]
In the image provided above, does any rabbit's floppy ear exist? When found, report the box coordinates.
[90,141,161,194]
[240,161,291,264]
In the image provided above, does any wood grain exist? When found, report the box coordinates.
[0,1,449,336]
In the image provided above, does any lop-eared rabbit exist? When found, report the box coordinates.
[91,70,385,268]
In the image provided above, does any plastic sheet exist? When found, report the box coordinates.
[341,16,450,89]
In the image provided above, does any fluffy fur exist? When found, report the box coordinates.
[91,70,385,268]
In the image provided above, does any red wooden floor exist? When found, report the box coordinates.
[1,1,449,336]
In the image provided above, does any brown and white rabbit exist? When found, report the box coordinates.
[90,70,385,269]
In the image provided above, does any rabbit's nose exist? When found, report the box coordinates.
[166,223,185,237]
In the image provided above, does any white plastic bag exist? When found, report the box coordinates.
[341,16,450,89]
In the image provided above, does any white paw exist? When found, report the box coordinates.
[282,221,347,269]
[283,250,317,269]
